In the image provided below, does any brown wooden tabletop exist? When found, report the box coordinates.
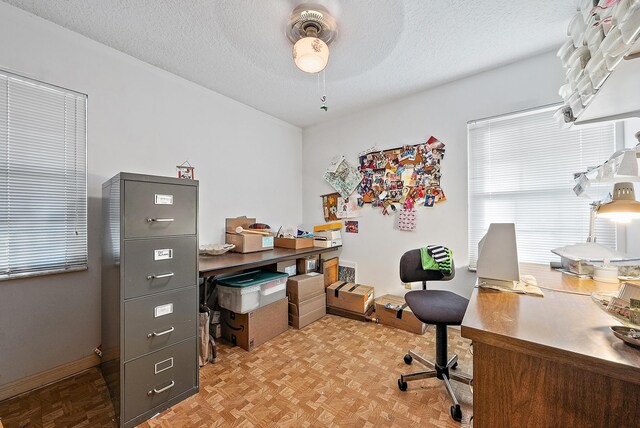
[461,263,640,385]
[198,246,341,278]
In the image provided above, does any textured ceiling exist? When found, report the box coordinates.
[2,0,576,128]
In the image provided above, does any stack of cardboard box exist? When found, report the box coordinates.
[313,223,342,248]
[287,273,326,329]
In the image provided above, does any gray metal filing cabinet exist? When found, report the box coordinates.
[101,173,199,428]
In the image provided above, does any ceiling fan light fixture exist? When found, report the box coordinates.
[293,36,329,73]
[286,4,337,74]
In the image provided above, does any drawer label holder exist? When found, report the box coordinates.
[154,303,174,318]
[154,357,174,374]
[154,194,174,205]
[154,249,173,260]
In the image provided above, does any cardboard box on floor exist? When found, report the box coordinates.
[225,217,274,253]
[289,294,326,329]
[221,297,288,351]
[326,281,374,314]
[374,294,426,335]
[287,273,325,304]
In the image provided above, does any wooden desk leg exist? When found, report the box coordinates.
[472,342,640,428]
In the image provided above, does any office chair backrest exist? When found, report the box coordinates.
[399,249,456,284]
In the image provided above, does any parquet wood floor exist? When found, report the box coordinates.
[0,315,472,427]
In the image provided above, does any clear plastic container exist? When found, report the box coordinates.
[585,20,605,52]
[557,39,576,67]
[568,92,585,118]
[568,46,592,69]
[217,283,261,314]
[605,50,625,70]
[619,0,640,43]
[601,26,628,57]
[566,65,584,88]
[585,49,611,89]
[569,12,588,47]
[581,0,596,22]
[559,83,574,100]
[576,74,595,104]
[216,271,288,313]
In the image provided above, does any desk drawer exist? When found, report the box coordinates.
[124,236,197,299]
[124,287,197,361]
[124,181,196,238]
[123,338,197,423]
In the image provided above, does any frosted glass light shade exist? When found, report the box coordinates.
[293,37,329,73]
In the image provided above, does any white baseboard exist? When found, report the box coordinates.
[0,354,100,402]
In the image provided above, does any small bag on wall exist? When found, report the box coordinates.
[397,208,417,232]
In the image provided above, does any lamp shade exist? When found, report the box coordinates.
[597,182,640,223]
[293,37,329,73]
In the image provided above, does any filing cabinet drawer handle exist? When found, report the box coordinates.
[146,217,175,223]
[147,326,175,338]
[148,380,175,395]
[147,272,175,280]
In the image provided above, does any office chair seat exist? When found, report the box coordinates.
[405,290,468,326]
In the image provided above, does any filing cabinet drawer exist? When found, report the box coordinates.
[123,338,197,423]
[123,236,197,299]
[124,181,197,238]
[124,287,197,361]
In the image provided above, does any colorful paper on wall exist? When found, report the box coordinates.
[323,156,364,199]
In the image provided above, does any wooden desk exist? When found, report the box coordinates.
[461,264,640,427]
[198,246,341,278]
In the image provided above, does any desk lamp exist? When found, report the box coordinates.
[596,182,640,223]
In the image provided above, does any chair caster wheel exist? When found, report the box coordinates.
[451,362,458,370]
[403,354,413,365]
[397,379,408,391]
[450,404,462,422]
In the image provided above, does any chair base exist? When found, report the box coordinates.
[398,349,472,422]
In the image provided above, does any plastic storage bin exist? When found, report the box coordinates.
[557,39,576,67]
[585,49,610,89]
[569,12,587,47]
[619,0,640,43]
[216,271,288,314]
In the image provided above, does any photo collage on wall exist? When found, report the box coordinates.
[356,136,446,218]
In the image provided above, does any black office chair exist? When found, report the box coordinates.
[397,249,472,422]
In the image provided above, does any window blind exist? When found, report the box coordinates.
[0,71,87,280]
[468,106,616,267]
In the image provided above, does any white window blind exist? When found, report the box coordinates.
[468,106,616,267]
[0,70,87,280]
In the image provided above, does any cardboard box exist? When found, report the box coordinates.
[315,230,342,241]
[322,257,339,288]
[297,255,319,274]
[289,294,326,329]
[326,281,374,314]
[374,294,426,335]
[271,260,297,276]
[225,217,274,253]
[274,237,314,250]
[287,273,325,304]
[221,297,288,351]
[327,304,374,322]
[314,239,342,248]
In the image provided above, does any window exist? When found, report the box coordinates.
[468,105,616,267]
[0,70,87,280]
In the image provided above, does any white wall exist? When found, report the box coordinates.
[302,51,566,298]
[0,3,302,387]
